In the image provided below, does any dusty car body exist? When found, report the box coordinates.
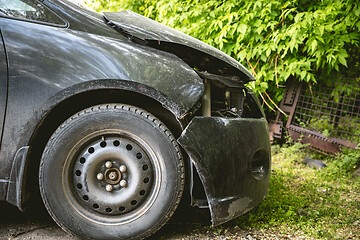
[0,0,271,239]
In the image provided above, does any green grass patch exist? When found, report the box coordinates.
[233,143,360,239]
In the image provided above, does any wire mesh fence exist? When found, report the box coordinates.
[269,78,359,155]
[292,79,359,145]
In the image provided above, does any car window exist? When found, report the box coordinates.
[0,0,65,25]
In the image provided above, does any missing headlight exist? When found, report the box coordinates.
[193,71,264,119]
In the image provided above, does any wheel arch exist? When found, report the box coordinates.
[16,79,185,210]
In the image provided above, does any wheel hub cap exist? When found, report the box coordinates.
[104,168,121,184]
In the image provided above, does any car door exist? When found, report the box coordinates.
[0,30,6,148]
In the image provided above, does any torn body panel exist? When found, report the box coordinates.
[178,117,271,225]
[103,11,255,82]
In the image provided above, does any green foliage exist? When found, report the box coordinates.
[323,146,360,177]
[88,0,360,108]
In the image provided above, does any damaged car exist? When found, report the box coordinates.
[0,0,271,239]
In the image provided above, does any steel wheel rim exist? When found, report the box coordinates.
[62,130,161,223]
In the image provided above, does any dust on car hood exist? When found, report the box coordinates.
[103,11,255,83]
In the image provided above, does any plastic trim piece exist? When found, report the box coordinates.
[6,146,29,211]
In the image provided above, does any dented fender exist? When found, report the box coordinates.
[178,117,271,225]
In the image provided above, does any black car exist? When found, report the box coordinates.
[0,0,271,239]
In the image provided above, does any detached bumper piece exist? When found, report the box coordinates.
[178,116,270,226]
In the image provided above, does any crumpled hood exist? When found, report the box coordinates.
[103,11,255,83]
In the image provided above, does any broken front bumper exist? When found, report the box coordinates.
[178,116,270,226]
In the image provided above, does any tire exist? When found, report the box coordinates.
[39,104,184,240]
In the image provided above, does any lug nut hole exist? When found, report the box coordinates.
[136,153,142,159]
[140,190,145,196]
[131,200,137,206]
[100,141,107,148]
[143,177,149,183]
[119,206,125,211]
[106,208,112,213]
[126,144,132,150]
[75,170,81,176]
[83,195,89,201]
[79,157,86,164]
[76,183,82,189]
[142,165,148,171]
[113,140,120,146]
[88,147,95,154]
[93,204,99,209]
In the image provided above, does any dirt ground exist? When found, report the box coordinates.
[0,202,308,240]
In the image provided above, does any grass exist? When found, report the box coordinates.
[231,143,360,239]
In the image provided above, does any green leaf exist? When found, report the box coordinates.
[356,21,360,31]
[260,81,268,89]
[300,70,307,80]
[218,20,223,29]
[338,55,347,67]
[289,40,296,53]
[311,39,317,53]
[355,6,360,16]
[316,36,325,44]
[266,48,271,57]
[261,54,267,62]
[237,23,247,34]
[294,12,304,23]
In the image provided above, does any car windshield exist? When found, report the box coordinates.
[0,0,64,25]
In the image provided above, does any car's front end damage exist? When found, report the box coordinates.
[178,74,271,225]
[102,10,271,226]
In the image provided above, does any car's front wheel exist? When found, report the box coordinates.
[39,104,184,240]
